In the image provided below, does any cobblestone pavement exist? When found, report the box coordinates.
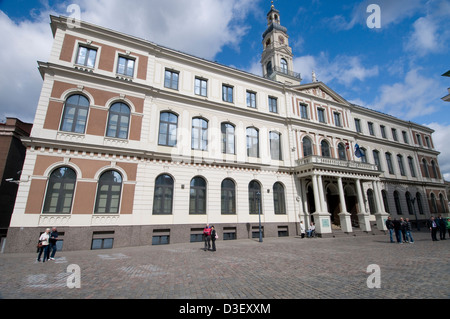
[0,231,448,300]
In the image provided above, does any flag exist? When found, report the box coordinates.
[355,144,365,158]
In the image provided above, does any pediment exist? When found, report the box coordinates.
[292,82,349,106]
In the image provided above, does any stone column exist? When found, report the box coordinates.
[356,179,371,232]
[311,174,332,235]
[338,177,352,233]
[373,180,389,231]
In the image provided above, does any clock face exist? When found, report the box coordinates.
[278,36,285,44]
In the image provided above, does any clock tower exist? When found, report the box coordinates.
[261,2,301,85]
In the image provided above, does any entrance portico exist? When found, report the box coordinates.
[295,156,388,235]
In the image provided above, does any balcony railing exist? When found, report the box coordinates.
[266,66,302,80]
[297,156,379,172]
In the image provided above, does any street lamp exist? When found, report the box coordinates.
[257,191,263,243]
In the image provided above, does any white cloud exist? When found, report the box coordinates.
[425,122,450,181]
[0,10,53,123]
[76,0,257,60]
[373,68,440,118]
[293,53,378,86]
[0,0,260,122]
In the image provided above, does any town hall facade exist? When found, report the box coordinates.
[5,5,448,252]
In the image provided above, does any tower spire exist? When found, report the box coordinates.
[261,1,302,85]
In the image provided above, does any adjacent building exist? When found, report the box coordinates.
[5,5,448,253]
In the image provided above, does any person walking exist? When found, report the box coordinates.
[203,224,211,251]
[210,225,217,251]
[48,227,59,260]
[404,218,414,243]
[37,228,51,262]
[428,216,439,241]
[385,216,395,243]
[400,218,408,243]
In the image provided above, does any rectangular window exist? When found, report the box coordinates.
[425,136,431,148]
[318,108,326,123]
[91,231,115,250]
[408,157,416,177]
[195,77,207,97]
[392,128,398,141]
[223,227,236,241]
[402,131,409,144]
[380,125,386,138]
[268,97,278,113]
[164,69,179,90]
[368,122,375,136]
[117,56,135,77]
[355,119,361,133]
[300,103,308,119]
[246,91,256,108]
[76,46,97,68]
[223,85,234,103]
[152,230,170,245]
[416,134,422,146]
[334,112,342,127]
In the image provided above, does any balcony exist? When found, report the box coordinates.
[265,66,302,81]
[296,156,380,174]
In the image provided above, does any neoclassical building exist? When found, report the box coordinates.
[5,5,448,252]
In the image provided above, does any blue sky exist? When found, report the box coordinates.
[0,0,449,177]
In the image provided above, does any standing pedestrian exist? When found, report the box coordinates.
[404,218,414,243]
[446,218,450,238]
[37,228,51,262]
[428,216,439,241]
[393,218,402,244]
[299,221,306,239]
[48,227,59,260]
[437,215,446,240]
[210,226,217,251]
[385,216,395,243]
[203,224,211,251]
[400,217,408,242]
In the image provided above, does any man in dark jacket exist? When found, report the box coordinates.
[437,215,446,240]
[48,227,59,260]
[428,216,439,241]
[393,218,402,244]
[385,216,394,243]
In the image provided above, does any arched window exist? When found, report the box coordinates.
[373,150,381,171]
[382,190,390,213]
[221,179,236,215]
[302,137,313,157]
[431,160,438,178]
[247,127,259,158]
[158,112,178,147]
[422,158,429,178]
[406,192,413,215]
[94,170,123,214]
[430,193,438,214]
[60,94,89,134]
[394,191,402,215]
[248,180,262,215]
[385,153,394,174]
[189,176,206,215]
[106,102,130,139]
[153,174,174,215]
[337,143,346,160]
[273,182,286,215]
[439,193,446,213]
[266,61,273,76]
[321,140,331,158]
[221,123,235,154]
[270,131,282,161]
[43,167,77,214]
[367,189,376,214]
[192,118,208,151]
[280,58,288,74]
[416,192,424,215]
[397,155,406,176]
